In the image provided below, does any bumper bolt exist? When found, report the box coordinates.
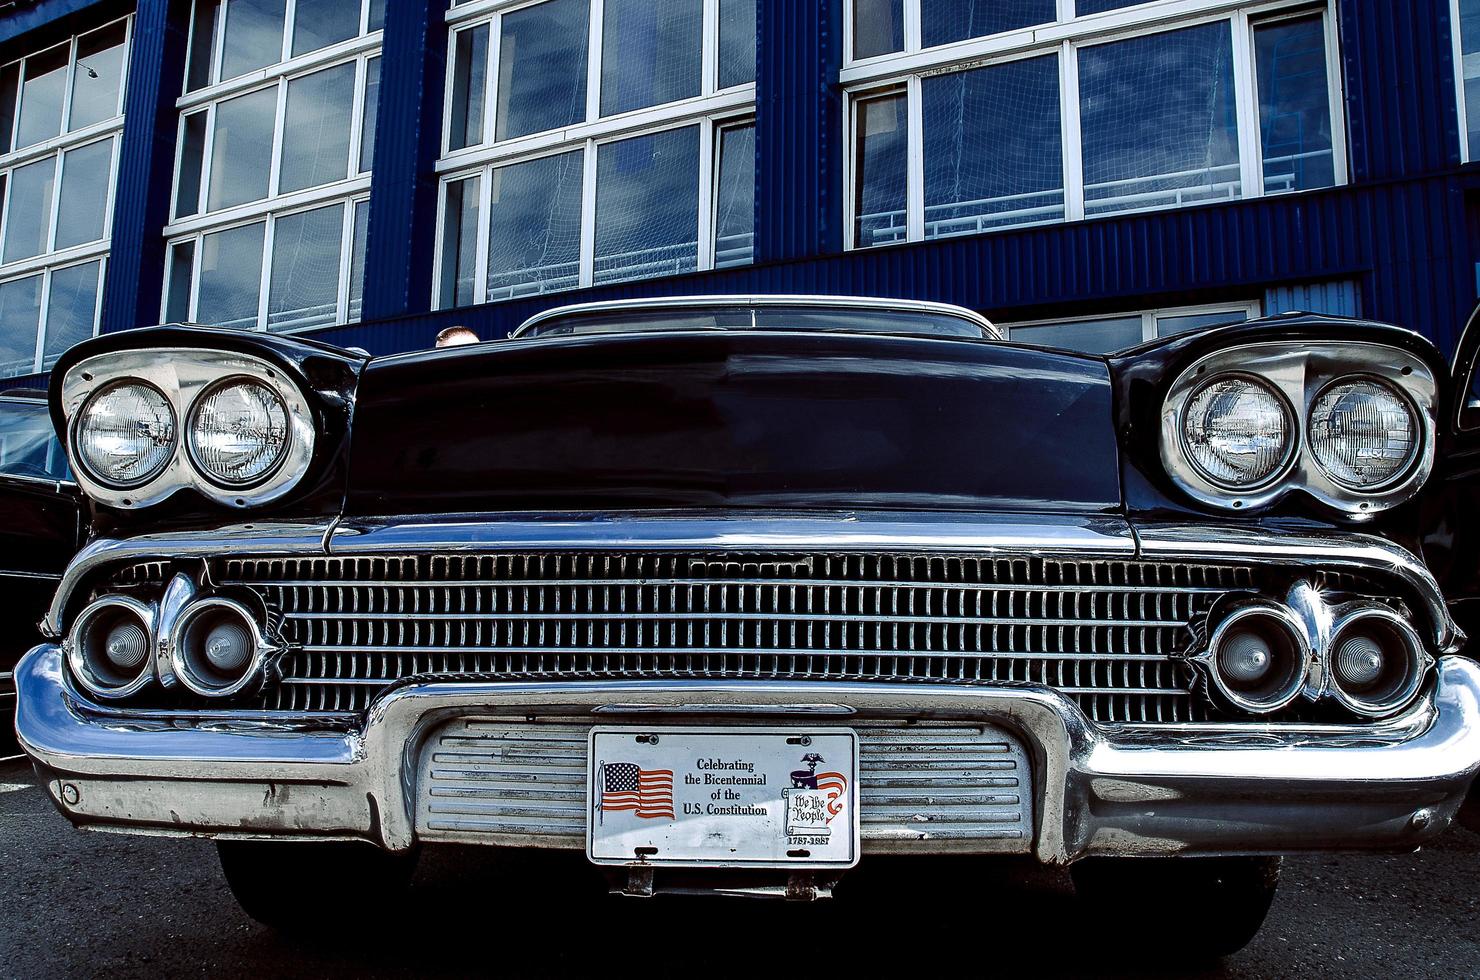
[1410,808,1435,832]
[59,783,80,806]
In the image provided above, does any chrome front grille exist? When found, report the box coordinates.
[207,552,1258,723]
[415,718,1033,852]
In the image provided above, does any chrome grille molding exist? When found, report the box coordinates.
[416,718,1033,851]
[202,552,1260,723]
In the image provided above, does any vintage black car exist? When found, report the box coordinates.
[0,391,80,753]
[15,295,1480,956]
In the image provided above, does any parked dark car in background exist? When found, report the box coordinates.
[0,391,80,753]
[14,296,1480,960]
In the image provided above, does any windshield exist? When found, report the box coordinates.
[516,305,990,340]
[0,399,69,482]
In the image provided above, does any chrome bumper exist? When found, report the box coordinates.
[17,643,1480,863]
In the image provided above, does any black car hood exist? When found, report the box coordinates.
[343,331,1121,516]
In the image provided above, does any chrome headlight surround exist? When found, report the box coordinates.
[59,349,317,510]
[1161,342,1437,515]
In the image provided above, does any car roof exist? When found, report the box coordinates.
[509,294,1002,340]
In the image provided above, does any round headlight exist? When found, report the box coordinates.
[1181,375,1294,489]
[74,381,177,488]
[1308,379,1419,490]
[187,379,291,487]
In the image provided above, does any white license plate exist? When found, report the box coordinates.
[586,727,859,869]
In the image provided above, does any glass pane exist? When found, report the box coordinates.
[70,22,128,131]
[922,0,1054,47]
[1156,309,1249,336]
[0,63,18,155]
[166,239,195,321]
[1075,0,1149,13]
[1080,22,1241,217]
[448,24,488,151]
[485,150,583,301]
[923,55,1062,238]
[42,259,101,368]
[600,0,702,117]
[268,204,344,331]
[292,0,361,56]
[360,56,380,173]
[439,176,480,308]
[3,156,56,264]
[15,45,68,151]
[187,0,220,91]
[594,126,700,285]
[714,123,754,267]
[221,0,287,81]
[495,0,589,141]
[853,0,903,59]
[853,92,907,248]
[367,0,386,32]
[175,111,209,219]
[0,399,66,479]
[1012,316,1143,353]
[55,137,113,249]
[347,198,368,320]
[1255,15,1335,194]
[718,0,756,88]
[279,62,355,193]
[0,274,41,377]
[196,221,265,330]
[208,85,277,210]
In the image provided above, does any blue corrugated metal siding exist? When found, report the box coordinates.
[0,0,113,51]
[1265,280,1361,317]
[755,0,841,261]
[100,0,186,334]
[360,0,450,321]
[1340,0,1462,180]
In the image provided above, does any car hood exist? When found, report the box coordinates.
[342,331,1121,516]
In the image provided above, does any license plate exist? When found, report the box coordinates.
[586,727,859,869]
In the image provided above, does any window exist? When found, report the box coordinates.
[1007,302,1261,353]
[435,0,757,307]
[0,17,130,378]
[1459,0,1480,160]
[167,0,382,331]
[846,1,1346,248]
[0,398,69,482]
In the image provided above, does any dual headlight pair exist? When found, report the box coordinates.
[75,378,289,490]
[1162,342,1438,514]
[1183,375,1415,492]
[59,349,317,509]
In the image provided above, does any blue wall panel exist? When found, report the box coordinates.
[100,0,185,335]
[359,0,449,321]
[1266,279,1361,318]
[755,0,841,261]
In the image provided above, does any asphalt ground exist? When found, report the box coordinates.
[2,755,1478,978]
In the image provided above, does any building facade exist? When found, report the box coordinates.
[0,0,1475,386]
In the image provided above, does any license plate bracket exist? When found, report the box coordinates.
[586,727,859,869]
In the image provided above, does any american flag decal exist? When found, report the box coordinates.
[815,772,848,823]
[599,762,675,820]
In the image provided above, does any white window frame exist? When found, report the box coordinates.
[1455,0,1475,164]
[432,0,758,308]
[162,193,370,333]
[182,0,384,99]
[433,112,754,308]
[0,255,109,377]
[0,14,133,377]
[166,6,383,333]
[842,0,1347,250]
[1004,299,1263,345]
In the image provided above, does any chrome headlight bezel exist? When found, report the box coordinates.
[59,349,317,510]
[1160,341,1437,516]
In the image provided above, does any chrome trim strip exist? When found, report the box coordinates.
[41,522,333,638]
[504,294,1002,340]
[1135,522,1462,653]
[17,645,1480,860]
[0,568,63,582]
